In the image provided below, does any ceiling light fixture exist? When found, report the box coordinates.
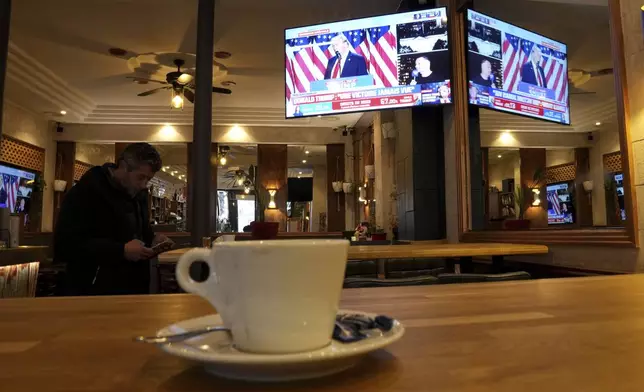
[595,121,601,126]
[305,150,310,155]
[218,146,230,166]
[171,90,184,110]
[60,110,67,115]
[498,154,502,158]
[298,171,302,175]
[302,159,307,164]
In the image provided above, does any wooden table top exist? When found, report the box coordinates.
[158,242,548,264]
[2,274,640,391]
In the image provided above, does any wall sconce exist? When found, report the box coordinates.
[267,189,277,209]
[532,188,541,206]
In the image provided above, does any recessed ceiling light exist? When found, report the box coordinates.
[497,155,502,158]
[298,171,302,175]
[297,176,301,179]
[60,110,67,115]
[305,150,310,155]
[595,121,601,126]
[302,160,307,164]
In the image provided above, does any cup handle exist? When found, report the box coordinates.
[175,248,213,296]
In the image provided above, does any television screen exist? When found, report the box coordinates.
[288,178,313,202]
[285,7,451,118]
[0,164,36,213]
[466,10,570,125]
[615,173,626,221]
[547,182,574,225]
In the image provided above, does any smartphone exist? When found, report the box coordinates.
[151,240,174,256]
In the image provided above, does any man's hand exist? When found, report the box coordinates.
[152,233,174,247]
[124,239,155,261]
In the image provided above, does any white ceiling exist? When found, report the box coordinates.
[6,0,401,127]
[3,0,618,136]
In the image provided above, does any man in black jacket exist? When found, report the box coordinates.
[54,143,169,295]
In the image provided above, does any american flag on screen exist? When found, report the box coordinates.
[547,191,561,215]
[502,33,568,103]
[2,174,18,213]
[366,26,398,88]
[285,27,398,99]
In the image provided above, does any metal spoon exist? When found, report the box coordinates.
[133,325,230,344]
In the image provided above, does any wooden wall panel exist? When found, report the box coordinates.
[54,142,76,229]
[326,144,346,232]
[0,136,45,172]
[73,161,92,181]
[546,163,576,184]
[257,144,288,228]
[520,148,547,228]
[603,152,622,173]
[114,143,128,163]
[575,148,593,227]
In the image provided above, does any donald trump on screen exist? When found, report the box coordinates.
[324,34,369,79]
[520,45,547,88]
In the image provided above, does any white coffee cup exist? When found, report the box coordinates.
[175,239,349,354]
[214,234,235,244]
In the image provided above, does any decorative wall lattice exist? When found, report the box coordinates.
[546,163,576,184]
[73,161,93,181]
[603,152,622,173]
[0,136,45,172]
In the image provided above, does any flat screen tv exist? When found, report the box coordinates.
[0,164,36,213]
[285,7,451,118]
[466,10,570,125]
[547,182,574,225]
[615,173,626,221]
[287,177,313,202]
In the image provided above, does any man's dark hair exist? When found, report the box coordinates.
[118,143,162,172]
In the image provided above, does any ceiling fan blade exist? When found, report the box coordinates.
[137,86,170,97]
[590,68,614,77]
[184,88,195,103]
[127,76,168,85]
[213,87,232,95]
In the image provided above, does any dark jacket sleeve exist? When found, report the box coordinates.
[54,183,125,266]
[140,192,155,246]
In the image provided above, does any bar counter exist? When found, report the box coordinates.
[1,274,644,390]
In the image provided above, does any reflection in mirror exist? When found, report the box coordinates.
[287,145,326,232]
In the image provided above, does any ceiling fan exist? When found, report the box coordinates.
[128,59,232,103]
[568,67,613,95]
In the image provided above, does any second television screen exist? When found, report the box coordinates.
[467,10,570,125]
[285,8,451,118]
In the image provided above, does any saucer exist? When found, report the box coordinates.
[156,310,405,382]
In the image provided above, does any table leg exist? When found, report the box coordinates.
[492,255,504,273]
[459,257,473,274]
[445,258,456,273]
[377,259,387,279]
